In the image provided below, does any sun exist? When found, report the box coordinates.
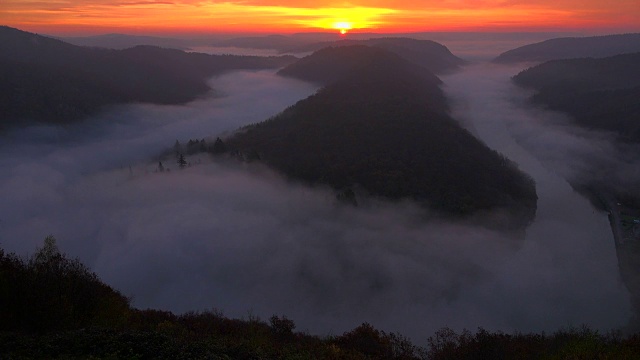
[332,21,353,35]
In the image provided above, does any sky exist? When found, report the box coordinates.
[2,0,639,35]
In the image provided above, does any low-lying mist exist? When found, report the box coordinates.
[0,68,631,342]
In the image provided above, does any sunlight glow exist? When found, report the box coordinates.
[333,21,353,30]
[332,21,352,35]
[301,7,396,31]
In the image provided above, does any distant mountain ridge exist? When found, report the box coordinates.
[60,33,191,50]
[217,35,465,74]
[0,26,295,131]
[225,46,537,228]
[494,33,640,63]
[287,37,466,74]
[277,45,444,91]
[214,34,318,51]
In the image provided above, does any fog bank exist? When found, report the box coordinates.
[0,68,631,342]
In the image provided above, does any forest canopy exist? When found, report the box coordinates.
[225,46,537,229]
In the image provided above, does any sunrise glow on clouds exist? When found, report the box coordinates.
[1,0,639,34]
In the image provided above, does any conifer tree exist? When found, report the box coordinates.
[178,154,187,168]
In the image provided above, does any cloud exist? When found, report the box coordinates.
[0,67,631,343]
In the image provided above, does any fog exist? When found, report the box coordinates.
[188,46,282,57]
[0,67,631,342]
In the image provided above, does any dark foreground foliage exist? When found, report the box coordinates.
[426,327,640,360]
[2,238,640,359]
[0,236,130,334]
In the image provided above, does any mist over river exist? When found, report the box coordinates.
[0,66,631,342]
[444,63,631,329]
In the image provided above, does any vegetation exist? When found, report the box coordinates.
[494,33,640,63]
[424,327,640,360]
[513,52,640,208]
[0,26,296,131]
[285,37,466,74]
[214,36,465,74]
[227,46,537,229]
[277,45,446,89]
[513,52,640,143]
[2,238,640,359]
[0,236,130,334]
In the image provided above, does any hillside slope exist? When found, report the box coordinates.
[513,52,640,142]
[0,26,295,131]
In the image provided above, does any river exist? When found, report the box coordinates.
[442,63,631,330]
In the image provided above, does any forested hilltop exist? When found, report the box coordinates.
[494,33,640,63]
[513,53,640,143]
[215,36,466,74]
[0,26,295,131]
[284,37,466,74]
[222,46,537,229]
[3,238,640,359]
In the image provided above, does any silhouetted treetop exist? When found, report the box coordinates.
[0,236,130,333]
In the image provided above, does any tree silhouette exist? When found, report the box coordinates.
[177,154,187,169]
[212,137,227,154]
[0,235,130,333]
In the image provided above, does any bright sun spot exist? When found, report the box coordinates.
[332,21,352,34]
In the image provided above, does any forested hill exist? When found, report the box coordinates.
[215,36,465,74]
[290,37,465,74]
[494,33,640,63]
[513,52,640,142]
[0,26,295,131]
[225,46,537,228]
[60,33,190,50]
[278,46,444,94]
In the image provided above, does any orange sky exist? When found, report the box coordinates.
[2,0,639,35]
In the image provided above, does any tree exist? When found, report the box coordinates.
[0,236,132,333]
[212,137,227,154]
[336,323,392,358]
[337,188,358,206]
[33,235,59,264]
[269,315,295,337]
[177,154,187,169]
